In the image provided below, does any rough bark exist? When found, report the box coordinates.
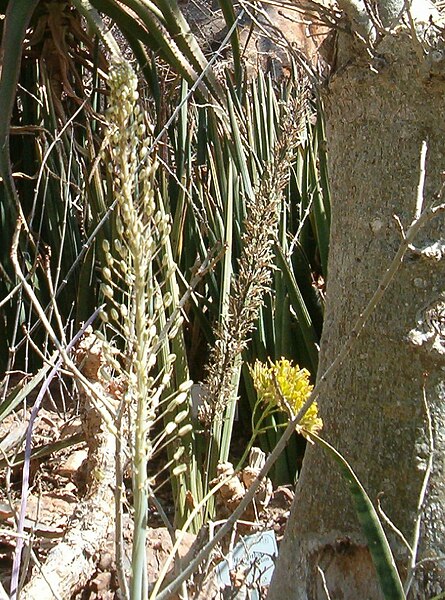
[268,24,445,600]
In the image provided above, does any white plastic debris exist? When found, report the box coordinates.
[215,530,278,599]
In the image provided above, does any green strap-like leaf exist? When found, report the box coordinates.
[0,363,51,423]
[0,0,40,210]
[274,243,320,373]
[217,0,243,88]
[86,0,226,107]
[308,130,330,278]
[154,0,226,104]
[309,431,406,600]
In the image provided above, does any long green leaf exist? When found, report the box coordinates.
[85,0,225,106]
[227,93,255,202]
[217,0,243,88]
[0,0,40,212]
[0,365,52,423]
[308,131,330,277]
[155,0,226,104]
[309,431,406,600]
[274,243,319,373]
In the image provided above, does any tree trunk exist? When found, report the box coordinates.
[268,17,445,600]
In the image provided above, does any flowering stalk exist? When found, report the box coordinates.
[250,357,323,438]
[103,60,190,599]
[199,102,306,506]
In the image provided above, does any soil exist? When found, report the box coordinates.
[0,381,293,600]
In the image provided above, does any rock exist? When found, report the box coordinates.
[90,571,112,593]
[57,449,88,478]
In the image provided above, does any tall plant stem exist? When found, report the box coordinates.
[130,259,149,599]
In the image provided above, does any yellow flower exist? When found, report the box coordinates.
[250,358,322,438]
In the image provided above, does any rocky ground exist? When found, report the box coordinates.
[0,392,293,599]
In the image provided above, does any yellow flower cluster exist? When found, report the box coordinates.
[250,358,322,437]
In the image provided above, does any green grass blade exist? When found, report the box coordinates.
[308,118,330,278]
[227,93,255,202]
[315,106,331,226]
[274,243,319,373]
